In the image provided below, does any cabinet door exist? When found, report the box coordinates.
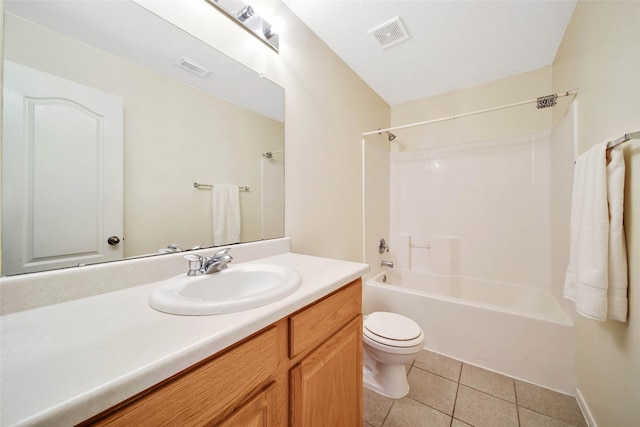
[219,383,277,427]
[290,317,362,426]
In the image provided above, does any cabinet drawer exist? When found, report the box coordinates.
[289,279,361,358]
[88,326,278,426]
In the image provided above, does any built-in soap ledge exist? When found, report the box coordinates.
[0,238,292,315]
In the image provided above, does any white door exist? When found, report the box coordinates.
[2,61,123,275]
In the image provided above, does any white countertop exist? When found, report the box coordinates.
[0,252,369,426]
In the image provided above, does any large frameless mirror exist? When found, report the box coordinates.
[2,0,285,276]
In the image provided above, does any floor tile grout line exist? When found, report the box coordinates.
[451,383,461,423]
[450,361,462,422]
[414,362,520,408]
[515,404,585,426]
[403,395,457,420]
[411,363,461,384]
[369,351,586,427]
[380,398,395,427]
[433,359,521,426]
[514,378,521,427]
[408,363,461,419]
[370,389,582,427]
[368,392,579,427]
[457,383,519,406]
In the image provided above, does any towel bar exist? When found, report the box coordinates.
[194,182,250,191]
[606,130,640,150]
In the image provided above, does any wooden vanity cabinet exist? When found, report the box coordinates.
[81,278,362,427]
[288,278,363,425]
[218,382,278,426]
[83,326,281,426]
[290,318,362,425]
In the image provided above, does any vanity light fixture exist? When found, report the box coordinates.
[237,5,254,22]
[205,0,280,53]
[264,26,275,40]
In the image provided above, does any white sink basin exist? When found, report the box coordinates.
[148,263,302,315]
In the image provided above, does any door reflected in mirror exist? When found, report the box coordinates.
[1,1,285,276]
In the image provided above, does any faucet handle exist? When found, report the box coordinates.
[183,255,204,276]
[213,248,231,258]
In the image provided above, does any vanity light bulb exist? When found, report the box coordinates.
[264,27,275,39]
[268,16,285,34]
[237,5,255,22]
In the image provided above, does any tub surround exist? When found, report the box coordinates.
[389,132,556,289]
[0,241,369,426]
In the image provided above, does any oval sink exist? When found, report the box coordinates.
[148,263,302,315]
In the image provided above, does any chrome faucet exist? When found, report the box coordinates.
[381,260,394,268]
[184,248,233,276]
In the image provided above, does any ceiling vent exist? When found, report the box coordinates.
[368,17,410,49]
[174,56,212,77]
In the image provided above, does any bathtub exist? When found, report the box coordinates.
[363,269,576,394]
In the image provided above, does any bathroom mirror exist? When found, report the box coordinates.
[1,0,285,276]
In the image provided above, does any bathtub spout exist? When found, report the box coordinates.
[381,260,394,268]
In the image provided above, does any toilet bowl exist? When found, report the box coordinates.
[363,311,425,398]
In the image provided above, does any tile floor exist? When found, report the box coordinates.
[364,350,587,427]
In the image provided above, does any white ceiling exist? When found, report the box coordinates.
[283,0,577,106]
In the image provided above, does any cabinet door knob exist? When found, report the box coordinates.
[107,236,121,246]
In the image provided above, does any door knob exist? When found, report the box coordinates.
[107,236,121,246]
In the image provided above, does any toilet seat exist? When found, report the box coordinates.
[364,312,424,348]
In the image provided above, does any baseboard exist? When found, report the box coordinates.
[574,387,597,427]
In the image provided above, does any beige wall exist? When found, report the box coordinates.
[362,133,390,278]
[135,0,390,263]
[390,67,554,150]
[4,13,283,257]
[553,1,640,425]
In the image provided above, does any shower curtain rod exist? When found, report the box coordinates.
[362,90,578,137]
[263,150,284,158]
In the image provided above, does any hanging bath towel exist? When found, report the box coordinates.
[564,142,628,322]
[211,184,241,246]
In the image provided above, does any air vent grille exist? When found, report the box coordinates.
[174,56,211,77]
[368,17,410,49]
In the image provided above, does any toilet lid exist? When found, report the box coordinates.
[364,312,422,342]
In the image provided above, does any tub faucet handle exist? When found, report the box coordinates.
[378,238,389,254]
[381,260,394,268]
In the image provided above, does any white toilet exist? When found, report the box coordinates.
[362,311,425,398]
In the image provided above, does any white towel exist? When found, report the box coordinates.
[606,148,628,321]
[564,142,628,322]
[211,184,240,246]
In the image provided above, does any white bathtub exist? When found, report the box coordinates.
[364,269,576,394]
